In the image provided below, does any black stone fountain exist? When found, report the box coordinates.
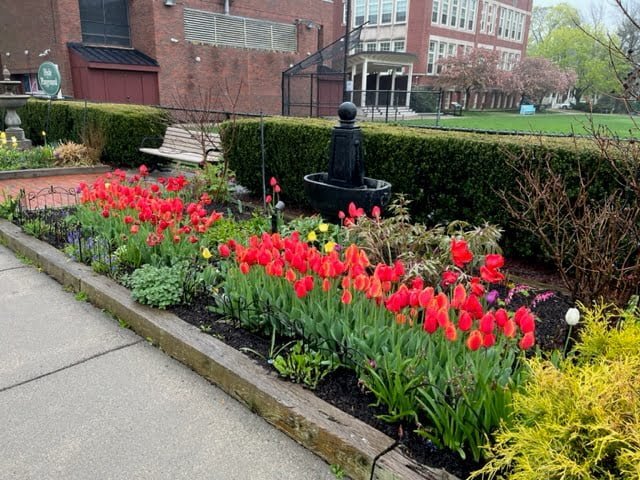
[303,102,391,221]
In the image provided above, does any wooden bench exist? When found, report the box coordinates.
[139,126,222,169]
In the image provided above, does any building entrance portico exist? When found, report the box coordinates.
[346,52,416,110]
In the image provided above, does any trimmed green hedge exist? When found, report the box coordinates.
[16,99,169,166]
[221,117,619,257]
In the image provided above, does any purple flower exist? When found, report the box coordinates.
[485,289,500,304]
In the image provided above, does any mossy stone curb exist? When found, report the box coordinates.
[0,219,459,480]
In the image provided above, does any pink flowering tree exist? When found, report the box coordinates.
[510,56,576,106]
[435,48,504,109]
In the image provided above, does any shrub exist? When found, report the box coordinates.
[473,305,640,479]
[53,141,99,166]
[127,262,187,309]
[18,99,169,166]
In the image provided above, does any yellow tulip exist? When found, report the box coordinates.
[318,223,329,233]
[324,241,337,253]
[307,230,317,242]
[202,247,212,259]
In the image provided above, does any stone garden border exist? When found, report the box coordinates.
[0,219,459,480]
[0,165,111,180]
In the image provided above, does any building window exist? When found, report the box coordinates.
[79,0,130,47]
[487,3,494,33]
[428,41,436,73]
[450,0,458,27]
[355,43,364,53]
[468,0,477,30]
[396,0,407,22]
[366,41,377,51]
[368,0,378,24]
[459,0,466,29]
[381,0,393,23]
[441,0,449,24]
[379,41,391,51]
[393,40,405,51]
[432,0,440,23]
[355,0,366,25]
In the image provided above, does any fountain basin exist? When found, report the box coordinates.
[304,172,392,221]
[0,95,30,109]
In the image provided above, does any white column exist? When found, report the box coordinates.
[360,59,368,107]
[350,65,357,103]
[406,64,413,107]
[390,69,397,106]
[375,74,381,107]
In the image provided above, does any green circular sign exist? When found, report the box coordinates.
[37,61,61,96]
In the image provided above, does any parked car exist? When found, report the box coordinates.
[559,102,572,110]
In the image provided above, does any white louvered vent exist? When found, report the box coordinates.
[184,8,297,52]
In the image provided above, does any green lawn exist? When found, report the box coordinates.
[398,111,640,138]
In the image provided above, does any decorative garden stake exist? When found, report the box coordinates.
[304,102,391,221]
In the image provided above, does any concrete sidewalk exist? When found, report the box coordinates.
[0,244,332,480]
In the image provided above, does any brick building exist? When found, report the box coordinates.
[0,0,532,115]
[0,0,337,114]
[346,0,533,111]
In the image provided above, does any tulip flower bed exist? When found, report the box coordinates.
[213,224,535,463]
[7,168,586,478]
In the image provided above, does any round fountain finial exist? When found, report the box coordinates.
[338,102,357,126]
[2,65,10,81]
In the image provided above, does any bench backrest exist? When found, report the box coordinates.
[161,126,220,155]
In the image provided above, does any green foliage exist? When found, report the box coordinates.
[272,341,338,390]
[17,99,169,166]
[345,195,503,284]
[0,142,55,170]
[354,324,524,461]
[473,305,640,479]
[0,192,19,221]
[202,214,269,247]
[127,262,187,309]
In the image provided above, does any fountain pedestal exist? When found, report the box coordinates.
[1,66,32,149]
[304,102,391,221]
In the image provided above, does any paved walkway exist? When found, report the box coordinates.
[0,244,332,479]
[0,172,104,199]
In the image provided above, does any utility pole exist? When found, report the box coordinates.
[342,0,352,101]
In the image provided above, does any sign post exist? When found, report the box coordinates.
[37,61,61,97]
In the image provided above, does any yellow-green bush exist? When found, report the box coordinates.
[573,302,640,364]
[472,305,640,479]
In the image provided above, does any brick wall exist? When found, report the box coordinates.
[148,0,336,113]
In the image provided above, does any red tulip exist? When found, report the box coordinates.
[484,253,504,270]
[218,244,231,257]
[458,311,473,331]
[482,333,496,348]
[341,289,353,305]
[519,331,535,350]
[444,323,457,341]
[466,330,483,351]
[450,238,473,267]
[441,270,460,286]
[480,266,505,283]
